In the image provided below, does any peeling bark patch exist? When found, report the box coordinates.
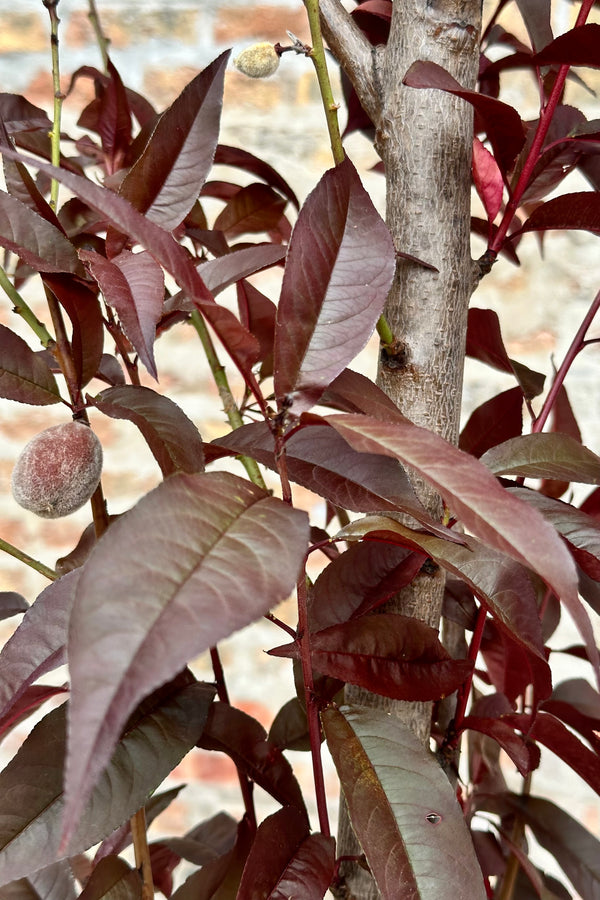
[380,340,410,370]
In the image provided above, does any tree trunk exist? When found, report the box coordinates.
[320,1,481,896]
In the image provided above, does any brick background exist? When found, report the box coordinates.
[0,1,598,895]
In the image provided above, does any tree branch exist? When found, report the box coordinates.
[318,0,383,127]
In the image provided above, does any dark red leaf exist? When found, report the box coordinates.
[308,542,424,631]
[213,183,287,237]
[64,472,308,846]
[94,786,186,865]
[91,384,205,477]
[170,816,253,899]
[96,58,132,173]
[0,94,52,133]
[43,274,104,390]
[197,703,308,819]
[515,0,553,52]
[533,24,600,68]
[270,615,473,702]
[481,432,600,484]
[118,53,229,231]
[77,855,142,900]
[80,249,164,379]
[466,308,545,399]
[274,157,395,412]
[460,715,539,776]
[213,144,299,209]
[541,678,600,753]
[0,190,81,274]
[512,191,600,237]
[0,683,68,741]
[403,60,526,175]
[2,860,77,900]
[268,697,311,752]
[0,592,27,620]
[236,279,276,373]
[352,0,392,44]
[237,806,334,900]
[319,367,405,420]
[326,414,580,617]
[472,137,504,223]
[540,383,582,498]
[459,387,523,458]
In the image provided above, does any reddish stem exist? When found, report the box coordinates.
[488,0,595,255]
[532,286,600,434]
[448,604,488,744]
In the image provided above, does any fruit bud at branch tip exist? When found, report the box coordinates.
[233,42,280,79]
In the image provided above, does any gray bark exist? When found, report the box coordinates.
[320,1,481,896]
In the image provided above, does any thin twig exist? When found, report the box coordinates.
[43,0,64,210]
[87,0,110,70]
[130,808,154,900]
[0,537,57,581]
[0,264,54,346]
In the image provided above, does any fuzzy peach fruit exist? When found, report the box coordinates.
[11,421,103,518]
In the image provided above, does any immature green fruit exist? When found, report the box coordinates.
[11,421,103,518]
[233,42,280,78]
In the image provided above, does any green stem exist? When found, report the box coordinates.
[87,0,110,71]
[0,265,54,346]
[0,537,57,581]
[303,0,344,166]
[43,0,64,211]
[189,310,267,489]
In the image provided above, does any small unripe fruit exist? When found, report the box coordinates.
[233,42,280,79]
[11,422,103,518]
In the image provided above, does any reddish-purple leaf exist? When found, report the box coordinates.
[118,53,229,231]
[170,816,253,899]
[326,413,580,614]
[64,471,308,847]
[533,24,600,68]
[320,367,405,419]
[0,683,68,741]
[213,183,287,238]
[338,518,546,661]
[481,432,600,483]
[274,157,395,412]
[0,592,28,620]
[403,60,526,175]
[0,681,215,886]
[0,571,78,723]
[501,795,600,898]
[213,144,299,209]
[237,807,334,900]
[466,308,545,399]
[91,384,204,477]
[541,679,600,753]
[322,706,487,899]
[268,697,311,752]
[0,323,61,405]
[0,190,81,274]
[270,615,473,702]
[80,249,164,379]
[2,860,77,900]
[540,384,582,498]
[460,715,538,776]
[0,146,261,376]
[198,703,307,818]
[308,542,424,632]
[93,786,185,865]
[472,137,504,223]
[95,58,132,173]
[43,274,104,390]
[0,94,52,133]
[77,855,142,899]
[237,279,276,373]
[515,0,553,52]
[459,387,523,458]
[159,811,237,868]
[512,191,600,237]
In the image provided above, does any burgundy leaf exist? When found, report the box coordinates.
[540,384,582,498]
[268,697,311,752]
[2,860,77,900]
[214,144,299,209]
[326,414,580,617]
[0,592,28,620]
[78,855,141,899]
[270,615,473,702]
[94,58,132,174]
[0,571,78,723]
[0,94,52,133]
[480,620,552,703]
[338,518,546,660]
[237,279,276,373]
[515,0,553,52]
[322,706,487,899]
[93,785,185,864]
[466,308,545,399]
[533,23,600,68]
[0,190,81,274]
[0,684,68,741]
[460,715,538,776]
[96,353,126,386]
[160,811,237,868]
[198,703,307,818]
[472,137,504,223]
[501,795,600,898]
[512,191,600,237]
[213,183,287,237]
[0,681,215,885]
[319,367,405,419]
[472,217,522,265]
[274,157,395,412]
[237,806,334,900]
[459,387,523,458]
[403,60,526,175]
[541,678,600,753]
[43,274,104,390]
[213,420,458,541]
[91,384,204,477]
[0,146,261,376]
[308,542,424,632]
[481,432,600,483]
[80,249,164,379]
[64,472,308,846]
[118,53,229,231]
[170,816,253,899]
